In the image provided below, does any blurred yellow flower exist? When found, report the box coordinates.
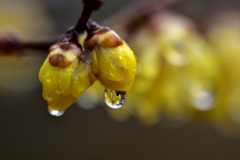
[207,12,240,137]
[0,0,53,93]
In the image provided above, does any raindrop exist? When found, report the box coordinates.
[193,91,215,111]
[46,79,51,83]
[48,106,64,117]
[104,89,126,109]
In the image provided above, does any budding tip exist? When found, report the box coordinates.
[49,53,72,68]
[99,31,123,48]
[49,44,58,52]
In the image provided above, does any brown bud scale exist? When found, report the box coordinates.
[49,53,72,68]
[99,31,123,48]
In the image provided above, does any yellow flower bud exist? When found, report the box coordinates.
[39,43,95,112]
[91,30,137,91]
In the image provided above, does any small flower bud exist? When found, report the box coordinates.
[90,30,137,91]
[39,43,95,112]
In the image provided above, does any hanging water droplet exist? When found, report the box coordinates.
[104,89,126,109]
[48,106,65,117]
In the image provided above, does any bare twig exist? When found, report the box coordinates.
[0,0,103,55]
[75,0,103,34]
[0,0,184,54]
[0,32,58,55]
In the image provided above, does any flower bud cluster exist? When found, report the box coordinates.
[39,23,137,112]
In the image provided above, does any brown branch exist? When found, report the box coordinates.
[0,32,58,56]
[57,0,103,50]
[20,39,58,51]
[0,0,103,55]
[0,0,185,55]
[75,0,103,34]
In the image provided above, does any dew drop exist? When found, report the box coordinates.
[119,55,123,60]
[104,89,126,109]
[46,79,51,83]
[193,91,215,111]
[48,106,64,117]
[55,90,61,94]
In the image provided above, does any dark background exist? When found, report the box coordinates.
[1,0,240,159]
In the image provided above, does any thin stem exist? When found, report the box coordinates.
[0,32,58,55]
[0,0,103,55]
[0,0,185,55]
[75,0,103,34]
[20,39,57,51]
[75,7,93,33]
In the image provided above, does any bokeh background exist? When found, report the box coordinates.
[1,0,240,159]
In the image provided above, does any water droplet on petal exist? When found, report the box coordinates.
[119,55,123,60]
[193,91,215,111]
[55,90,61,94]
[48,106,64,117]
[104,89,126,109]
